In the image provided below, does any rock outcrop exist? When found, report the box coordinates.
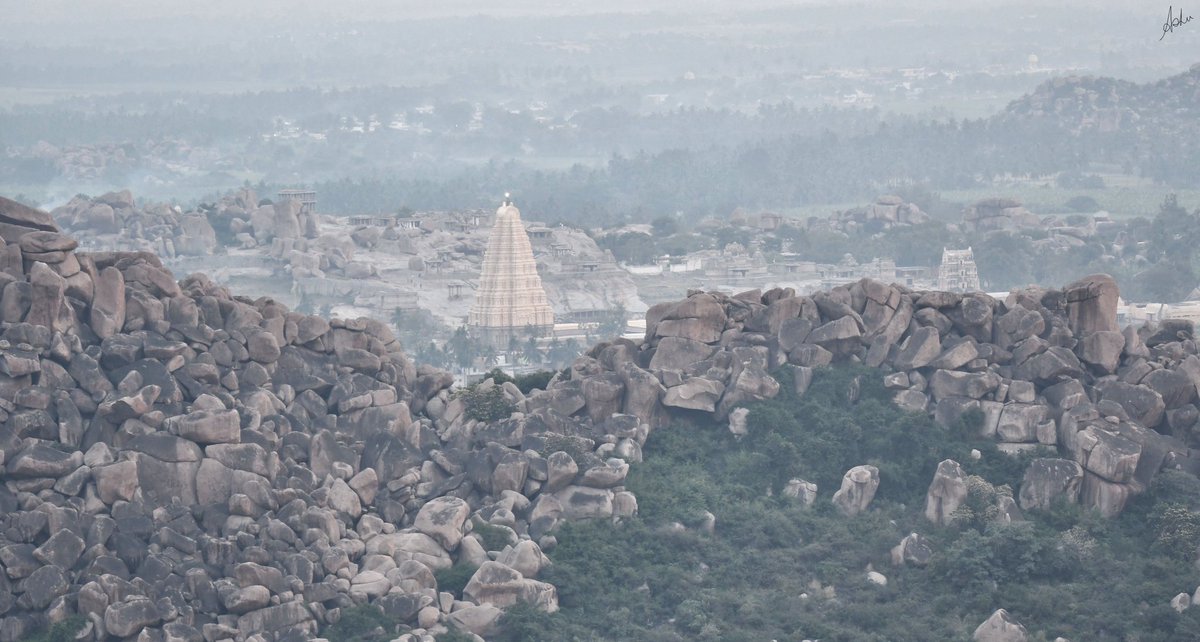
[925,459,968,526]
[521,271,1198,522]
[0,197,638,641]
[973,608,1029,642]
[3,193,1199,640]
[963,198,1043,233]
[818,195,931,234]
[832,465,880,517]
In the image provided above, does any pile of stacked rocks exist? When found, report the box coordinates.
[6,189,1200,640]
[0,197,637,641]
[49,189,377,282]
[52,190,221,258]
[962,197,1044,233]
[824,195,932,234]
[529,273,1198,520]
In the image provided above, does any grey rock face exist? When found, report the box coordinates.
[105,598,162,638]
[832,465,880,517]
[973,608,1029,642]
[925,459,968,526]
[1064,274,1119,336]
[662,377,725,412]
[415,497,471,550]
[649,336,716,371]
[463,561,559,612]
[890,532,932,567]
[1019,458,1084,510]
[167,408,241,444]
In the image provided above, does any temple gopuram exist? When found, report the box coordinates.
[467,195,555,345]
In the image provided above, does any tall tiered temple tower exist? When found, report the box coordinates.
[468,195,555,345]
[937,247,981,292]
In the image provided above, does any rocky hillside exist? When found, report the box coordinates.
[5,189,1200,641]
[51,188,356,278]
[543,272,1199,520]
[813,195,931,235]
[1001,63,1200,137]
[0,196,643,641]
[49,189,645,338]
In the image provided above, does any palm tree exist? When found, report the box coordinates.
[523,335,543,365]
[483,346,500,368]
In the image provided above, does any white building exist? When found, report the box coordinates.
[937,247,981,292]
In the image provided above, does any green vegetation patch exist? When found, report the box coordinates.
[322,605,399,642]
[25,616,86,642]
[509,365,1200,641]
[455,384,517,423]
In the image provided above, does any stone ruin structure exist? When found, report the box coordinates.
[467,198,555,346]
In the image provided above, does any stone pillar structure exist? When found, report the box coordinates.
[468,197,554,345]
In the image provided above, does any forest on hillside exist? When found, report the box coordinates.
[323,366,1200,642]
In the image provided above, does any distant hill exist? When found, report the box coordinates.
[1001,63,1200,136]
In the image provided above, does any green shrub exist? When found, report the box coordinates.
[674,599,709,634]
[1153,503,1200,560]
[511,363,1200,642]
[1149,469,1200,509]
[479,367,559,393]
[539,433,600,470]
[472,521,515,551]
[482,367,516,386]
[514,369,557,394]
[322,605,395,642]
[435,563,479,597]
[25,616,86,642]
[435,628,478,642]
[490,601,567,641]
[456,385,516,423]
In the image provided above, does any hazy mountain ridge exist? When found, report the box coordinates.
[1002,63,1200,133]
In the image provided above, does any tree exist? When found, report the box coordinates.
[523,335,543,365]
[1131,261,1195,303]
[547,338,582,367]
[1065,195,1101,212]
[595,304,627,340]
[1154,504,1200,560]
[598,232,657,264]
[457,385,516,423]
[1147,194,1200,264]
[483,345,500,368]
[415,341,448,369]
[651,215,679,236]
[446,327,478,369]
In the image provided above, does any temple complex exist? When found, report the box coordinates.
[468,195,556,345]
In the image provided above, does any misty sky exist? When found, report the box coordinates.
[2,0,1194,99]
